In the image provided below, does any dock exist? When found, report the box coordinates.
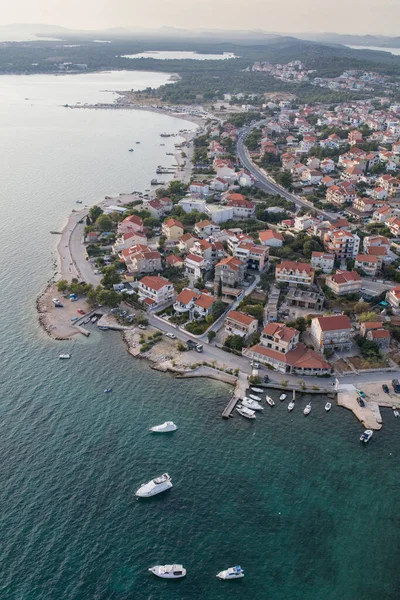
[222,371,248,418]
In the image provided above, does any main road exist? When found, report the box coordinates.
[236,125,334,220]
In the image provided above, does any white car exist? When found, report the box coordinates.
[251,362,260,369]
[166,332,176,339]
[138,324,147,330]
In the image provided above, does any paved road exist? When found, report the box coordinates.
[236,126,334,220]
[361,278,393,296]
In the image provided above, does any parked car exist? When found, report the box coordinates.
[263,375,270,383]
[77,309,85,315]
[196,344,203,353]
[251,362,260,369]
[166,333,176,339]
[392,379,400,393]
[382,384,389,394]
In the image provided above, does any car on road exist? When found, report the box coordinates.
[196,344,203,353]
[392,379,400,393]
[251,362,260,369]
[166,333,176,339]
[382,384,389,394]
[263,375,270,383]
[77,309,85,315]
[138,324,147,330]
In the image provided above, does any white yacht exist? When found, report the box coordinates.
[288,400,295,412]
[242,398,264,411]
[325,402,332,412]
[251,387,264,393]
[249,394,261,401]
[393,408,400,417]
[360,429,373,443]
[150,421,177,433]
[59,354,71,359]
[266,396,275,407]
[280,394,287,401]
[304,403,312,416]
[135,473,172,497]
[149,565,186,579]
[236,405,256,419]
[217,566,244,580]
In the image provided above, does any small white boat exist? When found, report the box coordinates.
[304,403,312,416]
[360,429,373,443]
[249,394,261,401]
[149,565,186,579]
[280,394,287,401]
[242,398,264,411]
[325,402,332,412]
[217,566,244,580]
[136,473,172,497]
[393,408,400,417]
[150,421,177,433]
[251,387,264,393]
[59,354,71,359]
[236,405,256,419]
[266,396,275,407]
[288,401,295,412]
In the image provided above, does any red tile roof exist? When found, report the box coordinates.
[175,289,198,304]
[194,293,215,309]
[259,230,284,242]
[315,315,352,332]
[227,310,257,327]
[140,275,171,291]
[164,218,183,229]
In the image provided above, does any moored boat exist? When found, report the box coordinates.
[360,429,373,443]
[288,401,295,412]
[104,388,112,393]
[150,421,177,433]
[149,564,186,578]
[325,402,332,412]
[236,405,256,419]
[280,393,287,401]
[304,403,312,416]
[266,396,275,407]
[249,394,261,401]
[242,398,264,411]
[136,473,173,497]
[217,566,244,580]
[251,387,264,393]
[59,354,71,359]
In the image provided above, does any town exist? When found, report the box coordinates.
[48,88,400,429]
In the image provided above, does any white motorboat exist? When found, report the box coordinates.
[304,403,312,416]
[242,398,264,411]
[360,429,373,443]
[288,400,295,412]
[150,421,177,433]
[217,566,244,580]
[266,396,275,407]
[236,405,256,419]
[149,565,186,579]
[59,354,71,359]
[325,402,332,412]
[135,473,172,497]
[249,394,261,401]
[280,394,287,401]
[393,409,400,417]
[251,387,264,393]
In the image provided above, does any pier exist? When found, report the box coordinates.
[222,371,248,418]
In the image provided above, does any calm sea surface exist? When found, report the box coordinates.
[0,71,399,600]
[347,45,400,56]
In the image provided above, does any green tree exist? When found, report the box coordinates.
[207,330,216,343]
[101,265,121,288]
[224,334,246,351]
[56,279,68,292]
[97,289,120,308]
[96,214,113,232]
[89,205,103,222]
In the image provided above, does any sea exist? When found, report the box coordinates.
[346,45,400,56]
[0,70,399,600]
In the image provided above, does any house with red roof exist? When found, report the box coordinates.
[275,260,315,287]
[225,310,258,339]
[189,181,210,196]
[355,254,379,276]
[246,322,331,375]
[225,193,255,218]
[325,270,362,296]
[386,286,400,311]
[259,230,285,248]
[162,218,184,241]
[138,276,174,308]
[118,214,143,235]
[214,256,246,288]
[310,315,353,352]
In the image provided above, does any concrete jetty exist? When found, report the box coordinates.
[336,383,382,430]
[222,371,248,418]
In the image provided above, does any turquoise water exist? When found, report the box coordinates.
[0,72,399,599]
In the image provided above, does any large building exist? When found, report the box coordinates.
[310,315,353,352]
[311,251,335,273]
[325,270,362,296]
[247,322,331,375]
[138,276,175,308]
[324,230,360,259]
[214,256,246,288]
[275,260,315,287]
[224,311,258,339]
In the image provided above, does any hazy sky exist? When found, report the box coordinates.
[1,0,400,36]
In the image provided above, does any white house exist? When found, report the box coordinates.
[259,230,285,247]
[178,198,207,213]
[310,251,335,273]
[138,276,175,308]
[189,182,210,196]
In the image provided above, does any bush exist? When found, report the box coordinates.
[177,341,187,352]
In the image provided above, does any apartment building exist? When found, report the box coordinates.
[310,315,353,352]
[310,251,335,273]
[324,230,360,259]
[275,260,315,287]
[325,270,362,296]
[225,310,258,339]
[138,276,175,308]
